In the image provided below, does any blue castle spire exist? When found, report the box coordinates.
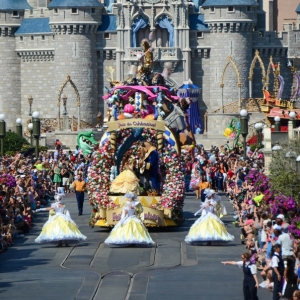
[0,0,32,10]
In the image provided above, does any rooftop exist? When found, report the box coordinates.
[296,3,300,13]
[98,15,117,32]
[15,18,52,35]
[0,0,32,10]
[202,0,259,7]
[189,14,210,31]
[48,0,102,9]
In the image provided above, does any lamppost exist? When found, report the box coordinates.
[62,94,67,115]
[240,109,248,158]
[32,111,40,158]
[254,122,263,147]
[28,123,33,146]
[0,114,6,157]
[16,118,22,136]
[296,155,300,176]
[289,111,296,128]
[28,95,33,116]
[274,116,281,131]
[272,142,282,152]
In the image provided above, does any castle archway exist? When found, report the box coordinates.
[57,75,81,130]
[220,56,241,111]
[248,50,266,98]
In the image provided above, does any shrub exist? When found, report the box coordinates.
[3,132,29,155]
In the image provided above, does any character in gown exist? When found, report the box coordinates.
[110,154,140,195]
[35,194,87,247]
[105,192,154,246]
[211,189,227,218]
[185,190,234,245]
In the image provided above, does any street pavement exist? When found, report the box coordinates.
[0,192,271,300]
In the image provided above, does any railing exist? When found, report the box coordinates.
[126,47,180,63]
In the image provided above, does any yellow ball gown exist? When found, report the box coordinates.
[105,200,154,246]
[35,204,87,243]
[185,200,234,244]
[110,168,140,195]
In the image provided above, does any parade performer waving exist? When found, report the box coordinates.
[185,189,234,245]
[105,192,154,246]
[35,192,86,247]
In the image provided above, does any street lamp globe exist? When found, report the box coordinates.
[285,151,297,158]
[0,114,5,121]
[32,111,40,118]
[240,109,248,117]
[272,143,282,151]
[296,155,300,162]
[16,118,22,124]
[289,111,296,119]
[274,116,281,122]
[28,123,33,130]
[254,122,263,130]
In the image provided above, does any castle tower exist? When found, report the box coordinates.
[48,0,102,126]
[202,0,258,112]
[0,0,32,129]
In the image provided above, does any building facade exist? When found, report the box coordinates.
[0,0,300,133]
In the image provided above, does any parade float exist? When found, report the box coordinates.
[87,39,197,227]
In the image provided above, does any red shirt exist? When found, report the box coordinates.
[227,170,234,179]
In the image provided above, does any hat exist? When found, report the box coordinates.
[276,214,284,220]
[273,224,282,230]
[263,219,271,225]
[20,175,26,178]
[210,189,216,194]
[33,169,38,173]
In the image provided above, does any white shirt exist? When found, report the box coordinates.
[271,253,280,268]
[236,261,257,275]
[276,232,293,256]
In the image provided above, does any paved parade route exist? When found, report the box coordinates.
[0,193,271,300]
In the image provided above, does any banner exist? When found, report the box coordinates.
[143,207,166,226]
[107,119,165,132]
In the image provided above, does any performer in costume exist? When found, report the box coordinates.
[139,141,160,191]
[110,154,140,195]
[35,193,87,247]
[105,192,154,246]
[185,189,234,245]
[211,189,227,218]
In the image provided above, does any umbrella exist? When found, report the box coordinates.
[177,79,201,98]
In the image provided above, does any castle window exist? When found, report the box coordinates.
[91,8,95,14]
[104,33,110,39]
[54,9,58,14]
[247,6,251,12]
[228,6,234,12]
[20,36,23,42]
[71,8,78,14]
[210,7,215,13]
[41,35,45,40]
[197,32,203,38]
[31,36,34,40]
[12,11,19,17]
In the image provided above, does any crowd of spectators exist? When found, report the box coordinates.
[182,141,300,299]
[0,143,92,254]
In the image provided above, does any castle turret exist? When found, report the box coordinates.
[0,0,32,129]
[202,0,258,112]
[296,3,300,29]
[48,0,102,126]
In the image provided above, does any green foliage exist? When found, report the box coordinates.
[3,132,29,155]
[269,138,300,203]
[250,143,263,152]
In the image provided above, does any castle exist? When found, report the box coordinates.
[1,0,300,139]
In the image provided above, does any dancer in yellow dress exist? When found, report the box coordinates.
[35,194,86,247]
[185,190,234,245]
[110,154,140,195]
[105,192,154,246]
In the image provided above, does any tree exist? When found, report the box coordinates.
[269,138,300,203]
[3,131,29,155]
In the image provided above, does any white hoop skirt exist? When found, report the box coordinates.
[105,215,154,246]
[185,212,234,244]
[35,213,87,243]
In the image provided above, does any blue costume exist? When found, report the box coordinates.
[143,146,160,190]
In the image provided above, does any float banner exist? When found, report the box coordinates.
[143,207,165,226]
[107,119,165,132]
[106,207,123,225]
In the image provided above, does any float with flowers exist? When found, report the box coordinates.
[87,39,196,227]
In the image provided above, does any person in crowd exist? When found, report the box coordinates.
[271,244,285,300]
